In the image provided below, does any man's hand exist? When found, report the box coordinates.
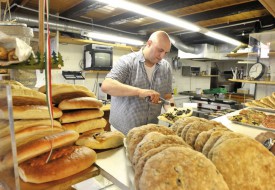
[138,89,160,104]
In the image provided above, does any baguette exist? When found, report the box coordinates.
[0,119,61,138]
[0,105,63,120]
[62,118,107,133]
[18,145,96,183]
[58,97,103,110]
[59,109,104,123]
[0,126,64,157]
[38,83,96,104]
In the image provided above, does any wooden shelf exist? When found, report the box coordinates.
[229,79,275,85]
[268,52,275,57]
[20,165,99,190]
[59,36,140,51]
[226,52,258,58]
[83,70,110,74]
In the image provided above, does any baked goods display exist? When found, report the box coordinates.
[0,81,110,185]
[245,92,275,110]
[0,80,47,106]
[158,107,193,124]
[126,117,275,190]
[228,109,275,129]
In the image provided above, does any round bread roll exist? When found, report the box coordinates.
[0,46,8,60]
[58,97,103,110]
[18,145,97,183]
[0,105,63,120]
[76,131,125,149]
[8,49,18,61]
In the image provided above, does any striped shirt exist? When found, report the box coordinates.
[105,49,173,134]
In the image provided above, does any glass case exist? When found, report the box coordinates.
[0,84,20,190]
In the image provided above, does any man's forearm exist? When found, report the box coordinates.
[101,78,141,97]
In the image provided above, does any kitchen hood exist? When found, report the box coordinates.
[173,38,242,62]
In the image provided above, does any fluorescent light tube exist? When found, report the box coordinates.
[96,0,243,46]
[205,31,242,46]
[82,31,144,46]
[96,0,200,32]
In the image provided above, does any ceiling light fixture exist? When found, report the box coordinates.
[95,0,243,46]
[81,31,144,46]
[95,0,200,32]
[205,31,242,46]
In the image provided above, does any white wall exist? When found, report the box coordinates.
[34,44,212,96]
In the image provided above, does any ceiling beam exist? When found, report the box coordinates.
[259,0,275,17]
[60,0,106,18]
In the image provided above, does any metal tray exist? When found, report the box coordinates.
[248,107,275,113]
[230,120,275,133]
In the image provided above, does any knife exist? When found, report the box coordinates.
[146,96,171,105]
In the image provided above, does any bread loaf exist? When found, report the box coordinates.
[0,46,8,60]
[76,131,125,149]
[59,109,104,123]
[38,83,96,104]
[0,105,63,120]
[58,97,103,110]
[0,119,61,138]
[62,118,107,133]
[11,87,47,106]
[0,126,64,156]
[8,49,18,61]
[18,146,96,183]
[1,130,79,171]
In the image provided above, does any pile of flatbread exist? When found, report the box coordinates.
[245,92,275,109]
[126,117,275,190]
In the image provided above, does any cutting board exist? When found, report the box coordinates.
[20,165,99,190]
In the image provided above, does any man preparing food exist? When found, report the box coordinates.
[101,31,174,134]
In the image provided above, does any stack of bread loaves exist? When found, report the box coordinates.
[38,83,125,150]
[0,82,98,183]
[0,80,64,159]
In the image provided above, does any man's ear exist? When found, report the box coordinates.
[147,40,152,47]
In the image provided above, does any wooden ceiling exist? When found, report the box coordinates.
[5,0,275,45]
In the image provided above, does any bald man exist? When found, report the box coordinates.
[101,31,174,134]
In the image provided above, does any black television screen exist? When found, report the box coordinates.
[94,52,112,67]
[84,44,113,71]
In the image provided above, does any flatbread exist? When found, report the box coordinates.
[185,121,220,147]
[132,132,186,167]
[202,130,228,157]
[126,124,175,162]
[139,147,229,190]
[209,137,275,190]
[134,144,191,190]
[194,127,229,152]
